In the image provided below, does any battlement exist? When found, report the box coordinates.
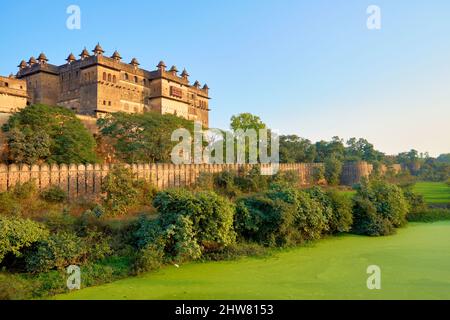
[9,44,211,126]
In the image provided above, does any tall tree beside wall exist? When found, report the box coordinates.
[97,111,196,163]
[2,104,97,165]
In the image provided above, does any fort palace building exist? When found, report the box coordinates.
[0,44,210,126]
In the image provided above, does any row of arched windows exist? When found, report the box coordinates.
[103,72,117,84]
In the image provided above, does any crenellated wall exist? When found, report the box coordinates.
[0,161,387,199]
[0,163,323,198]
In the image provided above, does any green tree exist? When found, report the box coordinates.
[314,136,345,162]
[345,138,384,162]
[324,155,343,185]
[2,104,97,164]
[230,113,268,163]
[279,135,316,163]
[97,111,195,163]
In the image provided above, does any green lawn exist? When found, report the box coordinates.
[56,222,450,300]
[413,182,450,204]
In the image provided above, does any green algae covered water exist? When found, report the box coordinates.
[56,222,450,300]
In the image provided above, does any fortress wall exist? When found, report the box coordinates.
[0,161,375,199]
[340,161,374,186]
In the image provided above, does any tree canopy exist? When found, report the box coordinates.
[97,111,196,163]
[2,104,97,164]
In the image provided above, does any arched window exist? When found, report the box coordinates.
[113,75,116,83]
[108,74,111,82]
[124,73,129,80]
[103,72,106,81]
[134,76,138,83]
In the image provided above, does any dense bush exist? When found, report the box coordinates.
[0,216,49,263]
[312,166,325,184]
[270,170,300,188]
[0,192,20,216]
[407,208,450,222]
[235,195,299,246]
[324,156,343,186]
[40,186,67,203]
[267,185,329,241]
[12,181,38,200]
[153,189,236,250]
[306,187,353,233]
[132,244,164,274]
[402,188,427,214]
[25,230,111,273]
[0,273,39,300]
[102,165,138,215]
[352,179,409,236]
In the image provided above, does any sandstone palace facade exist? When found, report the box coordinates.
[0,44,210,126]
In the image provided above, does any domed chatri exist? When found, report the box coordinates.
[17,60,27,69]
[92,43,105,55]
[181,69,189,79]
[79,47,90,59]
[169,65,178,74]
[193,80,200,88]
[37,52,49,63]
[28,56,37,65]
[66,53,76,63]
[111,50,122,61]
[157,60,166,70]
[130,58,140,67]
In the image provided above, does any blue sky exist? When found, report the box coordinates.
[1,0,449,156]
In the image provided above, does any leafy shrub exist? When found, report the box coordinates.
[133,180,158,206]
[213,170,241,197]
[153,189,236,250]
[25,231,86,273]
[324,156,343,186]
[352,179,409,236]
[82,205,106,219]
[0,273,38,300]
[305,187,353,233]
[203,242,269,261]
[0,192,20,216]
[267,185,329,241]
[403,189,427,214]
[165,215,202,263]
[270,170,300,188]
[235,195,299,246]
[25,230,111,273]
[12,181,38,200]
[234,166,269,193]
[312,166,325,184]
[102,165,138,215]
[407,208,450,222]
[195,172,214,190]
[132,244,164,274]
[325,190,353,233]
[0,216,49,263]
[40,186,67,203]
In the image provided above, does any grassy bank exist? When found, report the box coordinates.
[55,222,450,300]
[413,182,450,205]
